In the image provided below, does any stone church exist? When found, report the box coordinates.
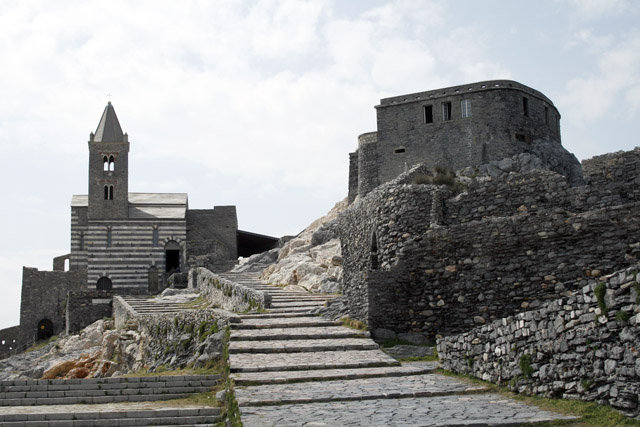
[0,103,278,353]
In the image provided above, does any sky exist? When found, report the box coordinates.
[1,0,639,329]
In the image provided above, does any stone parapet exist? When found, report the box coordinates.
[192,267,271,312]
[437,264,640,417]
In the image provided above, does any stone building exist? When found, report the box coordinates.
[1,103,277,352]
[348,80,583,203]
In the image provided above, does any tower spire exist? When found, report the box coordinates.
[94,102,124,142]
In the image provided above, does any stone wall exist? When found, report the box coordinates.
[19,267,86,343]
[65,291,114,334]
[186,206,238,271]
[134,310,230,371]
[437,264,640,417]
[582,147,640,203]
[348,80,583,201]
[191,267,271,312]
[338,148,640,341]
[0,326,20,358]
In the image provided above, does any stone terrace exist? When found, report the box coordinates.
[221,271,577,426]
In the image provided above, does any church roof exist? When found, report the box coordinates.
[70,193,188,219]
[94,102,124,142]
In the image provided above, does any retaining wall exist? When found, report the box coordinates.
[191,267,271,312]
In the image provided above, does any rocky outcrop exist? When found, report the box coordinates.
[256,199,348,294]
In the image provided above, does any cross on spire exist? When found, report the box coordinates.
[107,92,113,103]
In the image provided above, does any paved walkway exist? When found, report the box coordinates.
[223,272,578,426]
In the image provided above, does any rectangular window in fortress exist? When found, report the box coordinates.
[461,99,472,118]
[442,102,452,121]
[423,105,433,123]
[523,97,529,117]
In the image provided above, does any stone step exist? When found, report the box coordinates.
[235,373,488,406]
[229,338,379,354]
[239,394,578,426]
[266,307,316,314]
[0,375,222,389]
[230,326,370,341]
[0,407,221,426]
[239,312,313,319]
[231,362,439,385]
[269,301,326,308]
[229,350,399,373]
[0,390,210,407]
[233,317,341,329]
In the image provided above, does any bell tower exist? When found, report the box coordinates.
[87,102,130,220]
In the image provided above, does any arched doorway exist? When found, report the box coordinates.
[37,319,54,340]
[96,276,113,291]
[148,266,159,293]
[165,241,181,273]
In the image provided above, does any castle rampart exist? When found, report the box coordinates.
[338,148,640,340]
[349,80,582,202]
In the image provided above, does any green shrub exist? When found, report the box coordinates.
[519,354,534,378]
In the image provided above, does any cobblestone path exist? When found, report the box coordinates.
[224,272,578,426]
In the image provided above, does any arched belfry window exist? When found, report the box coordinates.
[103,156,109,171]
[370,231,379,270]
[108,155,115,171]
[104,185,109,200]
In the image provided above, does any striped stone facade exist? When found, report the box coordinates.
[71,209,187,291]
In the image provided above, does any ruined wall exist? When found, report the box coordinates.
[0,326,20,357]
[19,268,86,343]
[438,264,640,417]
[582,147,640,202]
[65,291,113,334]
[339,148,640,340]
[186,206,238,272]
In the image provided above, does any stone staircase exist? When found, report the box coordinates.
[120,296,193,316]
[0,375,222,425]
[222,272,578,426]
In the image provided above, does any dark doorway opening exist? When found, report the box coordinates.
[165,241,181,273]
[97,276,113,291]
[37,319,54,340]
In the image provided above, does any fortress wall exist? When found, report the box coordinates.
[186,206,238,272]
[347,152,359,204]
[438,264,640,417]
[356,132,380,197]
[583,147,640,203]
[374,81,562,187]
[19,268,86,343]
[339,148,640,337]
[366,203,640,339]
[0,326,20,357]
[65,290,113,334]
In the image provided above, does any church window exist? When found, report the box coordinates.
[104,185,109,200]
[152,226,159,247]
[423,105,433,123]
[442,102,452,121]
[108,155,115,171]
[523,97,529,117]
[103,156,108,171]
[109,185,114,200]
[461,99,472,118]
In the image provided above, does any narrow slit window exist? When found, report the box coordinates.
[544,106,549,124]
[461,99,472,118]
[152,227,159,247]
[523,97,529,117]
[109,185,114,200]
[395,147,406,154]
[442,102,452,121]
[423,105,433,123]
[79,232,84,251]
[104,185,109,200]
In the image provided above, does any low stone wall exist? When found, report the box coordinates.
[437,264,640,416]
[65,291,114,334]
[191,267,271,312]
[134,310,231,371]
[113,296,136,329]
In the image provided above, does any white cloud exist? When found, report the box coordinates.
[567,0,635,20]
